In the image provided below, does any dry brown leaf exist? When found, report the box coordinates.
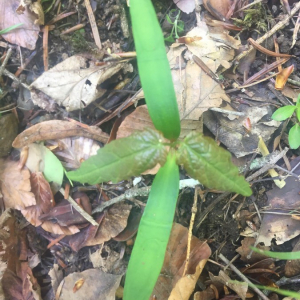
[281,86,300,102]
[21,172,54,226]
[203,0,232,20]
[285,238,300,277]
[47,137,100,170]
[41,221,80,235]
[210,271,248,300]
[12,120,109,148]
[16,0,44,25]
[152,223,211,299]
[275,65,294,90]
[30,56,130,111]
[236,237,270,264]
[0,159,36,210]
[168,24,237,121]
[57,269,122,300]
[0,0,39,49]
[0,113,18,157]
[117,105,202,140]
[69,203,131,251]
[256,157,300,246]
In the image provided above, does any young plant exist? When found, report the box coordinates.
[67,0,252,299]
[271,95,300,149]
[164,9,185,43]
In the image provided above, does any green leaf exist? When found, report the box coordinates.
[166,14,174,25]
[177,20,184,33]
[67,128,168,184]
[251,284,300,299]
[271,105,296,121]
[164,35,175,43]
[0,23,23,35]
[177,132,252,196]
[43,147,64,186]
[296,94,300,107]
[251,247,300,260]
[289,123,300,149]
[296,107,300,122]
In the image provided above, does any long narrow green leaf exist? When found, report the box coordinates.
[0,24,23,35]
[253,284,300,299]
[177,132,252,196]
[251,247,300,260]
[67,128,168,184]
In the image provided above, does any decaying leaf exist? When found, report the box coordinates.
[275,65,294,90]
[21,172,54,226]
[285,238,300,277]
[0,159,36,210]
[0,113,18,157]
[47,137,100,170]
[117,105,202,140]
[203,0,232,20]
[0,0,39,49]
[57,269,122,300]
[210,271,248,300]
[152,223,211,299]
[256,157,300,246]
[168,23,239,121]
[69,203,131,251]
[30,56,130,111]
[16,0,44,25]
[12,120,109,148]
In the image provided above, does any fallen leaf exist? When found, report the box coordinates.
[168,23,239,121]
[57,269,122,300]
[0,0,39,49]
[152,223,211,299]
[0,113,18,157]
[69,203,131,251]
[17,0,44,25]
[203,0,232,20]
[47,137,100,170]
[236,237,270,264]
[0,159,36,210]
[256,157,300,246]
[13,120,109,148]
[21,172,54,226]
[117,105,202,140]
[210,271,248,300]
[285,238,300,277]
[275,65,294,90]
[173,0,195,14]
[30,56,130,111]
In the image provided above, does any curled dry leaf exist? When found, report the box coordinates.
[0,0,39,49]
[12,120,109,148]
[0,159,36,210]
[69,203,131,251]
[275,65,294,90]
[47,137,100,170]
[203,0,232,20]
[21,172,54,227]
[30,55,130,111]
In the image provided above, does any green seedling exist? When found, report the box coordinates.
[271,94,300,149]
[67,0,252,299]
[164,9,184,43]
[0,24,23,35]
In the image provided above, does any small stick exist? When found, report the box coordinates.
[0,47,12,76]
[43,25,49,71]
[59,188,98,226]
[218,253,270,300]
[209,107,245,116]
[183,187,199,276]
[84,0,102,49]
